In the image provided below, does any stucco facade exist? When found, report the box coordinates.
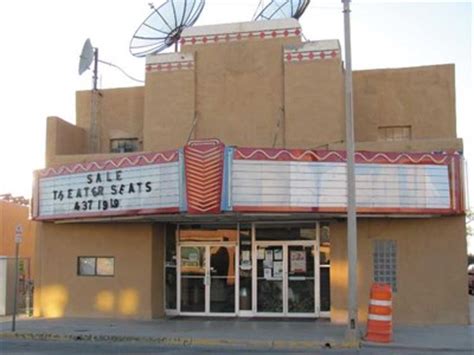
[33,18,468,325]
[0,200,36,315]
[0,200,36,277]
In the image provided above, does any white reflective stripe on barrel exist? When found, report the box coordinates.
[369,299,392,307]
[368,314,392,321]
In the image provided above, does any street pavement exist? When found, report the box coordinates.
[0,295,473,354]
[0,339,472,354]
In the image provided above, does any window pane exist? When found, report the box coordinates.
[257,245,283,313]
[239,225,252,311]
[78,257,96,276]
[179,224,238,243]
[288,245,315,313]
[320,224,331,265]
[97,258,114,276]
[165,267,177,309]
[166,225,177,264]
[256,224,316,241]
[320,267,331,312]
[110,138,140,153]
[378,126,411,142]
[373,240,397,292]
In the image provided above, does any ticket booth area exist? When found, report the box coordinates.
[164,222,331,318]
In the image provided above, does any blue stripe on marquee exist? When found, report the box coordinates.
[178,148,187,212]
[221,146,234,211]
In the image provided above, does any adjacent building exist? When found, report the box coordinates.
[0,197,35,315]
[32,19,468,325]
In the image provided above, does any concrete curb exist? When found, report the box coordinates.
[361,340,473,353]
[0,331,359,351]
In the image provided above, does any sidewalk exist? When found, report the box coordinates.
[0,316,352,351]
[363,325,474,352]
[1,316,473,352]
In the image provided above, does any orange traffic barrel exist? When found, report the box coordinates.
[365,283,392,343]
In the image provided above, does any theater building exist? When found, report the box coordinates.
[32,19,469,325]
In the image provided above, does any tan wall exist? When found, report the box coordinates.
[144,69,195,151]
[329,137,463,153]
[71,50,457,154]
[76,87,144,153]
[284,59,345,148]
[45,117,87,166]
[151,224,165,317]
[0,201,36,278]
[182,37,300,147]
[45,152,140,169]
[34,223,161,319]
[330,216,469,325]
[353,64,456,143]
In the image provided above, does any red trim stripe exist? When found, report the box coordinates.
[38,151,179,178]
[32,207,180,221]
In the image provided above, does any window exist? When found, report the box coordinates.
[255,224,316,241]
[319,223,331,312]
[239,224,252,311]
[165,225,177,310]
[377,126,411,142]
[78,257,115,276]
[373,240,397,292]
[110,138,140,153]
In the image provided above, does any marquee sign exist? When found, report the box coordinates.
[32,141,465,221]
[230,148,464,215]
[33,151,181,220]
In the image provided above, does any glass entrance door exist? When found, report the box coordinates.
[255,243,317,316]
[209,245,236,313]
[180,246,206,313]
[179,244,237,315]
[287,245,315,314]
[256,245,284,313]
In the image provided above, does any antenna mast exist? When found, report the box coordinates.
[93,48,99,91]
[79,39,144,153]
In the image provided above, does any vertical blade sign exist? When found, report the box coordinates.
[184,139,225,214]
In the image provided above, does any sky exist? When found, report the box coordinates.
[0,0,472,246]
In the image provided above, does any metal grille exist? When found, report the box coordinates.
[373,240,397,292]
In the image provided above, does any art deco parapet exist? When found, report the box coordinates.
[143,52,196,152]
[180,18,302,47]
[284,40,341,63]
[145,52,195,74]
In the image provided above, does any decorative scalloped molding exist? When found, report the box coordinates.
[234,148,451,165]
[39,151,179,178]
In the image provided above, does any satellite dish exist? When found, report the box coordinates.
[78,38,143,90]
[254,0,310,21]
[130,0,206,57]
[78,38,99,90]
[79,39,94,75]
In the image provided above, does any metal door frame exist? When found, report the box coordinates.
[252,225,320,318]
[177,241,238,317]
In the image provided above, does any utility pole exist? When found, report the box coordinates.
[12,225,23,332]
[342,0,359,342]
